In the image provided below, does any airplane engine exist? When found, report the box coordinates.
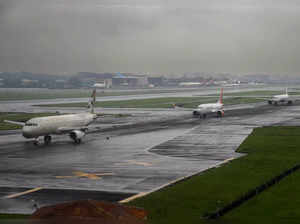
[193,111,200,116]
[69,130,85,144]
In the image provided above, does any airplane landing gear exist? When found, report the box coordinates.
[200,114,207,119]
[69,132,82,144]
[74,138,82,144]
[44,135,52,145]
[217,111,223,118]
[33,137,40,146]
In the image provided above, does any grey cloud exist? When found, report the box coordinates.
[0,0,300,75]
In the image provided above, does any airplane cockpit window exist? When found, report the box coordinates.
[25,123,38,127]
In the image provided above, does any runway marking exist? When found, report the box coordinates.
[3,187,43,199]
[127,160,152,167]
[55,171,114,180]
[215,157,235,167]
[114,160,152,167]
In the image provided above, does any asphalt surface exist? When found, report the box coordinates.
[1,87,300,214]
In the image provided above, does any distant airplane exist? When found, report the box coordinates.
[267,88,294,105]
[193,88,224,118]
[179,82,202,87]
[5,90,98,145]
[239,88,296,106]
[93,83,106,88]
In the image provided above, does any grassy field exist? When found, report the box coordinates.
[0,214,30,224]
[215,90,282,96]
[0,214,29,219]
[37,96,263,109]
[1,89,299,101]
[128,126,300,224]
[223,170,300,224]
[210,90,300,97]
[0,89,195,101]
[0,112,56,130]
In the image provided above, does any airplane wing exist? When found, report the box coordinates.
[57,126,89,134]
[4,120,26,126]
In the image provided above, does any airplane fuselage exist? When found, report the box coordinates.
[22,113,96,138]
[193,102,224,116]
[193,88,224,118]
[269,94,293,105]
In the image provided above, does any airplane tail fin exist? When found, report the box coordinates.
[88,89,96,113]
[217,88,224,104]
[4,120,26,126]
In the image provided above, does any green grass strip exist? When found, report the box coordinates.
[0,89,195,101]
[223,170,300,224]
[37,97,263,109]
[128,126,300,224]
[209,90,300,97]
[0,214,30,219]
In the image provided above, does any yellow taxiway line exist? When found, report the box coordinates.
[55,171,114,180]
[3,187,43,199]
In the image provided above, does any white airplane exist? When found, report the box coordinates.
[267,88,294,105]
[179,82,202,87]
[93,83,106,88]
[4,90,98,145]
[193,88,224,118]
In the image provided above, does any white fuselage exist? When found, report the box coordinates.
[93,83,106,88]
[272,94,289,102]
[22,113,96,138]
[194,102,224,114]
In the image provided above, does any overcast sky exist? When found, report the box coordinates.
[0,0,300,75]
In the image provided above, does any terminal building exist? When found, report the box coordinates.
[78,72,149,88]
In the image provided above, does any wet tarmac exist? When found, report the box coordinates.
[0,187,133,214]
[0,88,300,214]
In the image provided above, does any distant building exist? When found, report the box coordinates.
[111,73,148,88]
[148,77,164,86]
[77,72,150,88]
[21,79,39,87]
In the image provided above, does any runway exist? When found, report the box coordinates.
[0,91,299,214]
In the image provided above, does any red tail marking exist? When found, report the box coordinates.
[219,88,224,104]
